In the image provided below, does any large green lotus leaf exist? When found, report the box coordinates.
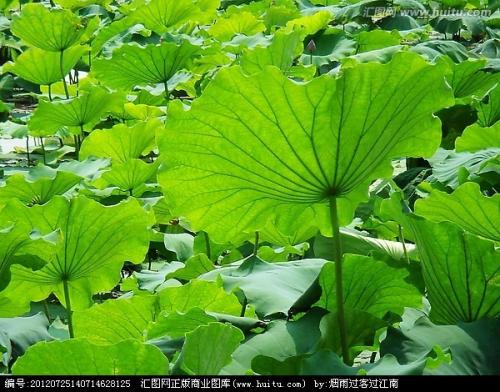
[54,0,111,10]
[348,45,402,65]
[0,218,54,293]
[158,280,244,316]
[475,38,500,59]
[259,218,318,246]
[318,310,389,356]
[12,339,168,375]
[0,168,81,206]
[79,120,158,163]
[201,256,327,317]
[314,229,418,263]
[166,254,215,280]
[0,101,10,117]
[327,0,386,22]
[95,159,160,196]
[147,307,216,340]
[178,322,244,375]
[185,42,232,75]
[163,233,194,262]
[430,15,463,36]
[379,14,420,32]
[455,122,500,152]
[29,88,123,136]
[239,30,304,76]
[427,148,500,189]
[378,191,412,231]
[221,0,294,18]
[216,34,270,57]
[252,350,426,376]
[381,315,500,375]
[191,229,247,262]
[0,297,26,319]
[411,40,470,63]
[263,1,301,30]
[222,308,325,375]
[11,3,88,51]
[355,30,401,53]
[415,182,500,241]
[91,18,150,57]
[300,28,357,66]
[129,0,218,34]
[409,216,499,324]
[158,52,453,242]
[92,41,201,94]
[57,157,111,181]
[4,45,87,86]
[475,155,499,186]
[476,84,500,127]
[361,353,428,375]
[122,102,164,121]
[148,309,260,340]
[121,268,183,295]
[209,11,266,41]
[256,243,310,262]
[124,263,183,293]
[443,58,500,99]
[0,313,53,368]
[316,256,421,351]
[252,350,356,376]
[73,296,157,343]
[0,196,153,312]
[284,10,332,36]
